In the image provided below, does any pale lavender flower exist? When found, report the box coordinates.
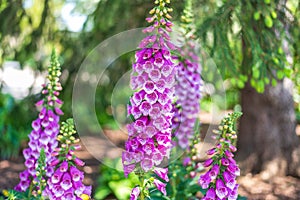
[15,50,63,192]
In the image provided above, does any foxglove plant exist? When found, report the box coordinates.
[123,0,176,198]
[15,50,63,193]
[45,118,92,199]
[198,112,242,200]
[173,0,202,149]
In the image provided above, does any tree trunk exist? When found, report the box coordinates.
[236,79,300,178]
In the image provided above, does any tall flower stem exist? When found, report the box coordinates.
[123,0,175,198]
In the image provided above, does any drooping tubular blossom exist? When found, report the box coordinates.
[173,0,202,149]
[45,119,92,199]
[123,0,175,197]
[198,112,242,200]
[15,50,63,192]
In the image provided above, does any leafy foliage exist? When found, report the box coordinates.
[195,0,297,93]
[0,93,33,158]
[95,158,140,200]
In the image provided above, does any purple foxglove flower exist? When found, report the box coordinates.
[198,172,211,189]
[46,120,92,199]
[203,188,216,200]
[16,60,63,192]
[124,164,136,178]
[229,144,237,152]
[122,151,135,165]
[225,150,234,158]
[55,107,64,115]
[70,166,84,182]
[152,150,163,165]
[35,99,44,106]
[207,148,217,155]
[141,158,154,172]
[62,188,76,200]
[123,1,176,181]
[208,164,220,180]
[83,185,92,196]
[198,113,241,199]
[153,179,167,196]
[221,158,230,166]
[227,162,240,176]
[173,51,202,149]
[142,139,155,155]
[153,167,169,182]
[223,170,236,190]
[53,185,64,197]
[203,158,214,167]
[60,161,69,172]
[15,180,30,192]
[50,158,60,166]
[216,179,228,199]
[61,172,73,190]
[227,184,239,200]
[52,168,63,184]
[130,187,141,200]
[19,170,29,181]
[74,158,85,167]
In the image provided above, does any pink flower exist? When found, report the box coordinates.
[216,179,228,199]
[60,161,69,172]
[203,188,216,200]
[153,179,167,196]
[130,187,141,200]
[60,173,72,190]
[74,158,85,167]
[198,172,211,189]
[70,166,83,182]
[153,167,169,182]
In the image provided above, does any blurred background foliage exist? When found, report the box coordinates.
[0,0,299,197]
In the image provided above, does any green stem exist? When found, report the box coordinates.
[28,181,33,198]
[140,176,145,200]
[171,176,177,198]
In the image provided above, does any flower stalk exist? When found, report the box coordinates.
[123,0,175,198]
[198,112,242,200]
[15,49,63,195]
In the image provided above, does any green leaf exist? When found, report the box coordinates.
[277,70,284,79]
[237,80,245,88]
[283,68,292,77]
[257,80,265,93]
[272,57,279,65]
[264,15,273,28]
[252,69,260,79]
[94,186,111,200]
[264,77,270,84]
[253,12,261,20]
[109,179,132,199]
[264,0,271,4]
[278,47,283,54]
[271,11,277,19]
